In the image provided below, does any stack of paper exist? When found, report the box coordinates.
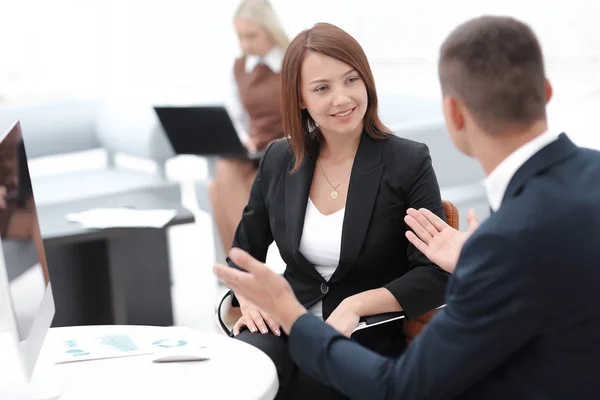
[66,208,177,229]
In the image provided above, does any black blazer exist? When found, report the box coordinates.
[229,132,449,355]
[287,133,600,399]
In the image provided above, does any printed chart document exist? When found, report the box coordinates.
[52,327,206,363]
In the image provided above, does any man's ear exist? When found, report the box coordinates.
[443,95,465,132]
[545,79,553,104]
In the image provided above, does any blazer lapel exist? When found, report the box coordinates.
[285,155,314,251]
[285,140,323,278]
[330,133,384,283]
[502,133,577,206]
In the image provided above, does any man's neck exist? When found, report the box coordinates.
[473,120,549,176]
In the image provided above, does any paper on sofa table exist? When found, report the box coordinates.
[66,208,177,229]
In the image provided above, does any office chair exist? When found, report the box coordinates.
[402,199,457,343]
[216,200,459,344]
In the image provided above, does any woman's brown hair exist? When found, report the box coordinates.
[281,22,391,172]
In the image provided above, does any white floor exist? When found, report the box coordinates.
[167,179,225,335]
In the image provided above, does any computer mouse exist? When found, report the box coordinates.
[152,351,210,363]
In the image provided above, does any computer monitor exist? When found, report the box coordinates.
[0,121,62,399]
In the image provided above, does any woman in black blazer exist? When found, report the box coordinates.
[227,23,448,399]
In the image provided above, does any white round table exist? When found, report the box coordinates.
[41,325,278,400]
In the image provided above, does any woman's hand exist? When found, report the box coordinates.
[325,298,361,337]
[233,298,281,337]
[214,248,307,335]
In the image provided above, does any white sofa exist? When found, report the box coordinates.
[0,98,180,207]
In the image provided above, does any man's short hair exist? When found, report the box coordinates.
[438,16,547,134]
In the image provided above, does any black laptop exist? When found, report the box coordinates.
[154,106,264,161]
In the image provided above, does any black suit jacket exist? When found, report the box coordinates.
[230,132,449,355]
[287,133,600,399]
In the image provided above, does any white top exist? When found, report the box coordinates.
[0,325,278,400]
[299,199,345,319]
[484,130,559,212]
[224,47,285,142]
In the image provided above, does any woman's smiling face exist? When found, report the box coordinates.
[299,51,368,138]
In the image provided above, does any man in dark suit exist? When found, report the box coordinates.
[215,15,600,399]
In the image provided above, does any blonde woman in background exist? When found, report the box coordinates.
[209,0,290,255]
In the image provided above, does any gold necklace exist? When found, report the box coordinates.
[320,163,352,200]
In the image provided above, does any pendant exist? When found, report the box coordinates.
[331,190,339,200]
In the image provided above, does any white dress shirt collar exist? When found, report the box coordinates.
[484,130,559,212]
[245,47,284,74]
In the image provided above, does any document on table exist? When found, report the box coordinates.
[66,208,177,229]
[53,327,207,363]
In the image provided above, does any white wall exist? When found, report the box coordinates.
[2,0,600,105]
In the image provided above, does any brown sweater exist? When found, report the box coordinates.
[234,57,284,151]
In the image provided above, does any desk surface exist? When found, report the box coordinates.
[38,186,195,246]
[44,325,278,400]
